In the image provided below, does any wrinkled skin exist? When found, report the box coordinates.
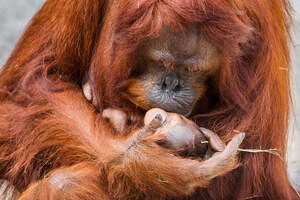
[125,28,221,116]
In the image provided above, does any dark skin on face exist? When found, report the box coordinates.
[127,28,221,116]
[83,28,237,157]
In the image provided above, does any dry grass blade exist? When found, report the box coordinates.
[238,148,283,161]
[201,140,283,161]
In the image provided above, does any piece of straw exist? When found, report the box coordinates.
[237,148,283,161]
[200,141,283,161]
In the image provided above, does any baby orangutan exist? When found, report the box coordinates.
[102,107,226,158]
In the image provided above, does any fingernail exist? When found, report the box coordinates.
[240,132,245,138]
[155,114,162,120]
[199,127,207,132]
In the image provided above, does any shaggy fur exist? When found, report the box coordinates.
[0,0,299,199]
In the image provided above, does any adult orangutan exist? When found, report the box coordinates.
[0,0,298,199]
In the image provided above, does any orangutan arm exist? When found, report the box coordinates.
[9,92,243,200]
[6,88,243,200]
[17,163,110,200]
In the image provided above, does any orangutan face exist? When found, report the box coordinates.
[127,28,221,116]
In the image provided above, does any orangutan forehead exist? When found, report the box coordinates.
[113,0,252,53]
[144,28,221,68]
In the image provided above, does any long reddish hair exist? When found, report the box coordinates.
[0,0,297,199]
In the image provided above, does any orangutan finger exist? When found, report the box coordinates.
[144,108,168,126]
[146,114,163,131]
[82,81,92,101]
[102,108,127,132]
[135,114,164,139]
[221,132,245,157]
[200,127,225,152]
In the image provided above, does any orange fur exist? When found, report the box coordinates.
[0,0,298,199]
